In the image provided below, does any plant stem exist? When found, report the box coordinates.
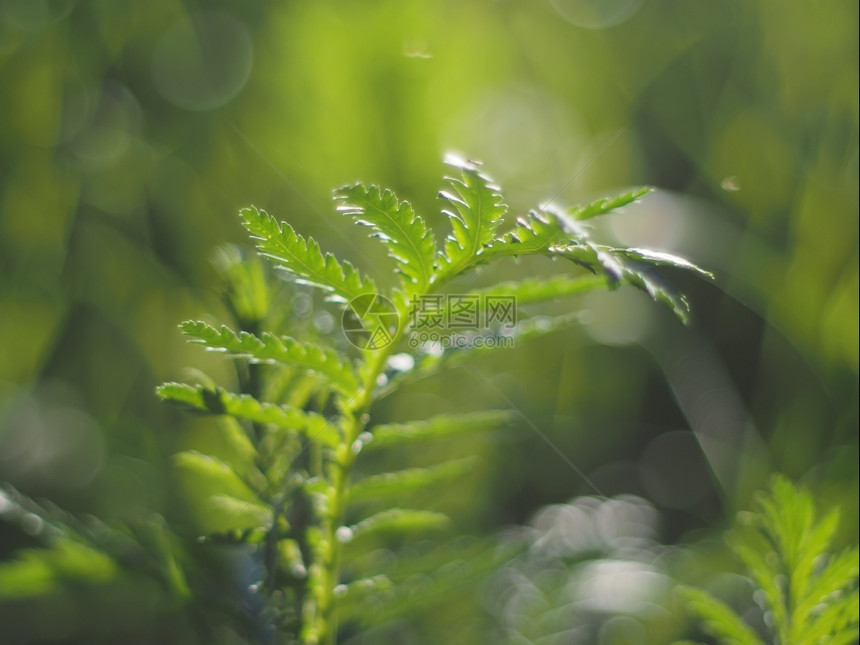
[306,325,405,644]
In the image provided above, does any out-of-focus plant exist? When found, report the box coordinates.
[679,475,859,645]
[157,156,709,642]
[0,483,189,605]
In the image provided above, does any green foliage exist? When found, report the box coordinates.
[347,457,475,503]
[178,320,358,394]
[241,206,377,304]
[0,4,854,642]
[158,382,337,447]
[335,184,436,290]
[681,475,860,645]
[337,538,514,630]
[0,539,117,599]
[480,186,648,261]
[466,273,607,306]
[0,485,190,602]
[153,156,708,643]
[363,411,512,449]
[436,156,508,279]
[346,509,451,543]
[213,244,272,327]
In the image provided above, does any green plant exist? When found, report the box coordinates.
[679,475,860,645]
[156,155,710,643]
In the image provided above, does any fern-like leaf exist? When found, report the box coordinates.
[337,539,517,629]
[180,321,358,394]
[157,382,339,447]
[241,206,376,303]
[365,411,511,449]
[345,509,450,543]
[334,574,393,609]
[482,186,652,262]
[480,208,567,263]
[348,457,476,504]
[208,494,273,528]
[155,157,712,642]
[214,417,258,474]
[684,475,859,645]
[612,247,716,279]
[474,191,710,322]
[212,244,271,327]
[567,186,653,220]
[679,587,767,645]
[730,477,860,644]
[794,547,860,634]
[172,450,271,533]
[335,184,437,290]
[389,313,585,392]
[173,450,256,499]
[0,540,118,599]
[0,485,190,600]
[436,155,507,279]
[552,242,706,324]
[464,273,608,306]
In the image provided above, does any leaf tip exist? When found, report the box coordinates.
[443,153,481,172]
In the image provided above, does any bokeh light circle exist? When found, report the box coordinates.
[152,11,253,111]
[549,0,643,30]
[72,81,142,168]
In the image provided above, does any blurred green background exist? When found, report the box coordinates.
[0,1,857,643]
